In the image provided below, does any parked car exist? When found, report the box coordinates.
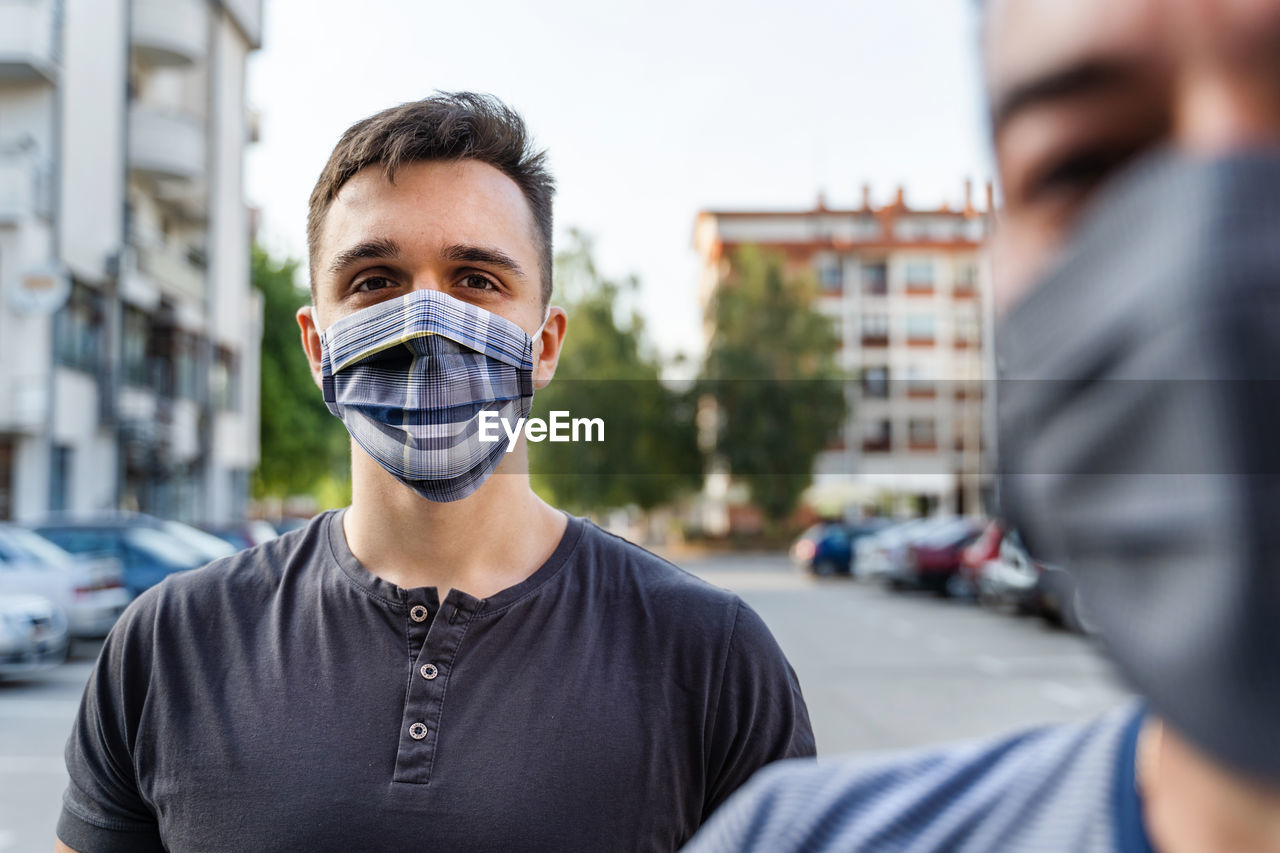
[272,516,312,535]
[791,519,891,576]
[976,530,1041,614]
[0,594,69,678]
[890,517,986,594]
[0,524,129,638]
[28,515,223,598]
[202,520,280,551]
[151,519,238,563]
[955,520,1004,596]
[980,530,1096,634]
[855,512,936,578]
[1034,562,1097,635]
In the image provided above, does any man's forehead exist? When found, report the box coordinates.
[318,160,538,265]
[984,0,1164,102]
[330,160,530,225]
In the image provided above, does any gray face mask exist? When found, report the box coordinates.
[996,150,1280,783]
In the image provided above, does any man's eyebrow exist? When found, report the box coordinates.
[443,244,528,280]
[991,58,1144,135]
[326,237,401,278]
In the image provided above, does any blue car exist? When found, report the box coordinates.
[791,519,891,576]
[29,514,234,598]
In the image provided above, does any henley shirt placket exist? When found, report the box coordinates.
[393,590,480,785]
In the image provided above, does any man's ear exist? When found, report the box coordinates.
[533,307,568,390]
[296,305,325,389]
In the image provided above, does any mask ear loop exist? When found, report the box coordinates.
[529,307,553,382]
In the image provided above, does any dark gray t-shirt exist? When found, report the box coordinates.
[58,510,814,853]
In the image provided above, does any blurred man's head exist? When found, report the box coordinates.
[987,0,1280,789]
[983,0,1280,312]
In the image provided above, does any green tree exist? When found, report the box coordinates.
[699,244,847,526]
[530,231,701,513]
[251,245,350,502]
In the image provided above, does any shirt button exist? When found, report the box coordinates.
[410,605,429,623]
[420,663,439,680]
[408,722,428,740]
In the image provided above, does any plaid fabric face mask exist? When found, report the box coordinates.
[320,289,535,502]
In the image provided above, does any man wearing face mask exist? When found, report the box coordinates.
[54,92,814,853]
[683,1,1280,851]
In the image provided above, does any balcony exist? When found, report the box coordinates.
[0,153,53,224]
[0,370,50,433]
[129,104,205,182]
[135,241,205,303]
[132,0,207,67]
[861,437,892,454]
[0,0,60,82]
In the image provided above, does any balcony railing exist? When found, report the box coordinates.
[0,0,60,82]
[0,375,47,433]
[132,0,208,67]
[135,241,205,302]
[0,153,53,224]
[129,104,206,182]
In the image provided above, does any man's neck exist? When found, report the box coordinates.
[342,444,568,600]
[1141,717,1280,853]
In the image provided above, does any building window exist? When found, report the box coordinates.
[860,313,889,347]
[908,418,937,450]
[905,313,936,345]
[175,333,201,400]
[861,261,888,296]
[49,445,72,512]
[54,281,104,373]
[954,312,980,348]
[905,365,936,398]
[904,260,935,293]
[955,261,978,295]
[0,439,13,521]
[123,307,150,388]
[862,419,892,453]
[861,366,890,399]
[212,347,240,411]
[817,256,843,293]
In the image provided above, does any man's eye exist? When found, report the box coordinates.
[1029,147,1131,202]
[354,276,397,293]
[459,273,498,292]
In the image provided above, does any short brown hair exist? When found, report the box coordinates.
[307,92,556,304]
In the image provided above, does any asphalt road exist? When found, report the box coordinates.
[679,552,1132,755]
[0,551,1131,851]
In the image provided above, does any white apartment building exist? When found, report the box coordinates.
[0,0,263,523]
[694,183,993,519]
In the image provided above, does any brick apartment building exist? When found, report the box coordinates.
[694,181,994,520]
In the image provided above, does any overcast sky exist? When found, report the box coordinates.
[245,0,992,359]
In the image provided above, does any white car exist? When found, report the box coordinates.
[0,525,130,638]
[0,594,69,677]
[855,518,938,579]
